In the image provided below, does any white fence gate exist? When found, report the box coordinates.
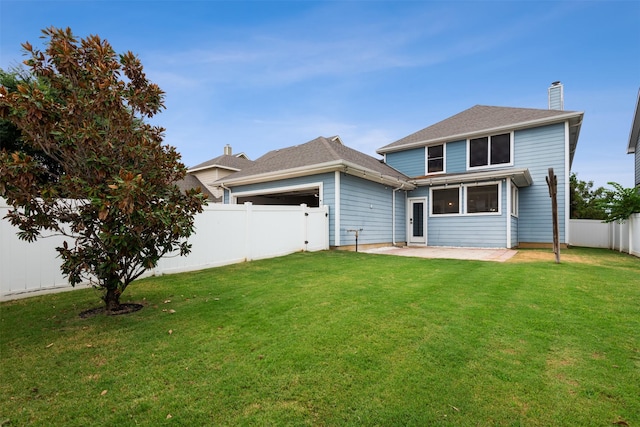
[1,200,329,299]
[569,213,640,257]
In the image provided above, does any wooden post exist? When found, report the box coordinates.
[546,168,560,263]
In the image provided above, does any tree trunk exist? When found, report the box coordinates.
[104,287,121,311]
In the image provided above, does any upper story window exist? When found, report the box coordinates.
[427,144,445,174]
[468,132,512,169]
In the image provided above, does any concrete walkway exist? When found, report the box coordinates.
[363,246,517,262]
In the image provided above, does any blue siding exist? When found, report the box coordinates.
[511,216,518,247]
[230,172,405,248]
[340,174,400,246]
[514,123,567,243]
[428,215,506,247]
[407,186,430,199]
[386,148,425,177]
[426,181,508,248]
[394,190,407,245]
[446,140,467,173]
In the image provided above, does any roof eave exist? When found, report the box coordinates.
[215,160,415,190]
[627,89,640,154]
[188,164,242,173]
[377,111,585,155]
[214,160,347,187]
[411,168,533,188]
[341,160,416,190]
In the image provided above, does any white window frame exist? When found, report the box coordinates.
[464,181,502,216]
[425,143,446,175]
[466,131,514,170]
[429,181,503,217]
[429,185,462,216]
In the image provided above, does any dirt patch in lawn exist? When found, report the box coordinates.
[509,250,596,264]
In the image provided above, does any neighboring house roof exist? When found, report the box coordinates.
[377,105,584,165]
[176,173,217,202]
[216,136,415,190]
[189,153,254,173]
[628,89,640,154]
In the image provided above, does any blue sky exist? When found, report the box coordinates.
[1,1,638,189]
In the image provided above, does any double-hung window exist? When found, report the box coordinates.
[468,133,512,168]
[427,144,445,174]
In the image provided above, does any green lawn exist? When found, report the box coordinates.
[1,248,638,426]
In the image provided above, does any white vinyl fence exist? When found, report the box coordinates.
[1,200,329,299]
[569,213,640,257]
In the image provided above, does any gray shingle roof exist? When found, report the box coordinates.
[218,136,409,184]
[189,154,254,172]
[628,89,639,154]
[175,174,217,201]
[378,105,583,153]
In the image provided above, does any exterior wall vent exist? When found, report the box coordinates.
[548,81,564,110]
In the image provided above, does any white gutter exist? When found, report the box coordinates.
[218,159,415,190]
[188,165,242,173]
[216,182,233,203]
[506,178,512,248]
[334,171,341,247]
[564,120,570,245]
[412,168,533,188]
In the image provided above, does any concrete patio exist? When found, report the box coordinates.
[363,246,517,262]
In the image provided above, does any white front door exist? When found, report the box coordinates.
[408,199,426,244]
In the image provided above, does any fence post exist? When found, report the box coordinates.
[244,202,253,262]
[301,204,308,252]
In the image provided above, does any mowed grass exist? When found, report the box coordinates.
[1,248,638,426]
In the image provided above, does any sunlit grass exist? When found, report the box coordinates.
[1,248,638,425]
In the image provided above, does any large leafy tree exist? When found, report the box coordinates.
[0,27,205,311]
[599,182,640,224]
[569,172,607,220]
[0,68,63,182]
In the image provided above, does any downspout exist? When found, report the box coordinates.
[392,186,403,246]
[506,178,512,249]
[218,183,232,204]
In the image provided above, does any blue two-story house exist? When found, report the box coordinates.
[213,83,583,249]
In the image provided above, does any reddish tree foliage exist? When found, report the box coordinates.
[0,27,205,311]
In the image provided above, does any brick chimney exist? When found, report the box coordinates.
[548,81,564,110]
[224,144,232,156]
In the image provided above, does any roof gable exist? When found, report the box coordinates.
[175,174,216,201]
[189,154,254,172]
[377,105,584,154]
